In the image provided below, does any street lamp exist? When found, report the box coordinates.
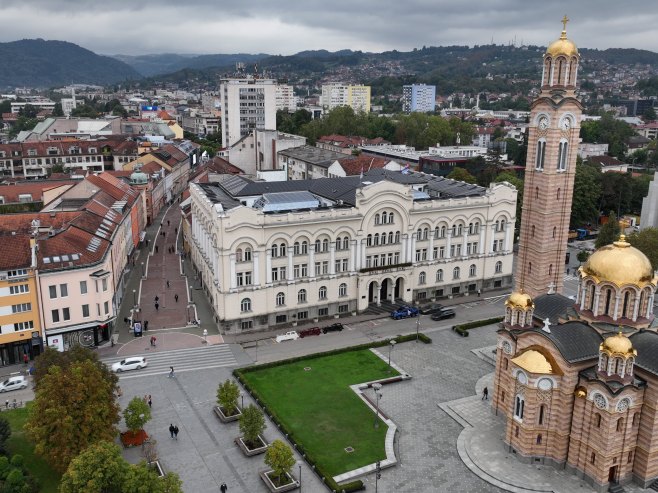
[297,460,303,492]
[203,328,208,344]
[373,383,383,428]
[189,285,193,303]
[132,289,137,307]
[388,340,396,372]
[240,391,244,411]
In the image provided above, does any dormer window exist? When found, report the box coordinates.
[27,149,37,157]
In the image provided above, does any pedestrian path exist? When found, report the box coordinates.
[564,274,579,282]
[102,344,237,380]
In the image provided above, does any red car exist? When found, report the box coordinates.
[299,327,321,338]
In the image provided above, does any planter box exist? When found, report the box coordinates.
[235,435,268,456]
[214,405,242,423]
[120,429,148,448]
[259,470,299,493]
[148,460,165,478]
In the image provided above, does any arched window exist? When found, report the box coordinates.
[279,243,286,257]
[388,212,394,224]
[319,286,327,300]
[374,233,380,246]
[394,232,400,243]
[633,412,639,427]
[549,264,553,276]
[419,272,426,285]
[536,139,546,170]
[436,269,444,282]
[236,248,243,262]
[500,219,505,232]
[339,283,347,297]
[375,213,380,225]
[595,413,602,428]
[417,229,423,240]
[453,267,460,279]
[343,237,349,250]
[468,223,474,235]
[315,239,321,252]
[322,239,329,252]
[469,264,476,277]
[557,141,568,171]
[388,232,394,244]
[528,262,532,275]
[495,261,503,274]
[535,186,539,200]
[538,405,545,425]
[457,224,463,236]
[440,226,446,238]
[434,227,440,239]
[473,222,479,234]
[617,418,624,432]
[276,292,285,306]
[294,242,300,255]
[240,298,251,312]
[301,241,308,254]
[244,248,252,261]
[367,235,373,247]
[271,244,278,257]
[536,434,542,445]
[298,289,307,303]
[553,226,556,239]
[514,395,525,420]
[424,228,429,240]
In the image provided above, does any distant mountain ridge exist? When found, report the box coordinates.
[0,39,141,88]
[114,52,270,77]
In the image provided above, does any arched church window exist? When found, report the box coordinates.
[633,412,639,427]
[622,291,631,319]
[528,262,532,275]
[514,395,525,420]
[549,264,553,276]
[557,141,568,171]
[616,418,624,432]
[595,413,602,428]
[589,284,596,311]
[535,140,546,170]
[538,405,545,425]
[536,434,542,445]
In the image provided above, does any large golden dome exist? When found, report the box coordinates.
[546,16,578,58]
[600,331,636,357]
[581,235,656,287]
[512,350,553,374]
[505,291,534,311]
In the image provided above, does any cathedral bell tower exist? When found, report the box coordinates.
[514,16,583,298]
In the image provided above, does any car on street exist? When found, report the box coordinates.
[391,305,420,320]
[419,303,444,315]
[322,323,344,334]
[430,308,457,320]
[299,327,321,338]
[111,357,147,373]
[275,331,300,343]
[0,376,28,393]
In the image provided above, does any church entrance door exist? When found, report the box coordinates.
[608,465,618,483]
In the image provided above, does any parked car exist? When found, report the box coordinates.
[299,327,321,338]
[0,376,28,393]
[419,303,444,315]
[275,331,300,343]
[391,305,420,320]
[322,323,344,334]
[111,357,147,373]
[430,308,456,320]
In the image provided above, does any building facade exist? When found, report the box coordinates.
[219,78,277,148]
[402,84,436,113]
[275,85,297,112]
[321,84,371,113]
[188,171,516,333]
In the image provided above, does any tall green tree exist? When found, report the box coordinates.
[447,167,477,184]
[595,212,621,249]
[216,379,240,415]
[628,227,658,270]
[239,405,265,448]
[59,441,127,493]
[580,113,635,159]
[571,161,602,228]
[25,359,120,473]
[264,440,296,485]
[123,397,151,435]
[123,463,183,493]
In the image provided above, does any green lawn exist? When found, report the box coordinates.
[242,349,399,477]
[3,404,60,493]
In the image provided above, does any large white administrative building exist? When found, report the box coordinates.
[188,170,517,333]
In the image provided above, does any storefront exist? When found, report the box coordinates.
[46,320,114,352]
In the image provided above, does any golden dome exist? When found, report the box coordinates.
[581,235,656,287]
[512,350,553,374]
[546,16,578,58]
[505,291,535,311]
[600,331,636,357]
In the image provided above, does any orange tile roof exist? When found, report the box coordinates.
[0,234,32,270]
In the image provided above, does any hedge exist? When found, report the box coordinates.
[233,334,430,492]
[452,316,504,336]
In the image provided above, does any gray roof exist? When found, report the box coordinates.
[533,293,576,324]
[278,145,345,168]
[528,321,603,363]
[630,331,658,375]
[196,183,242,210]
[253,191,320,212]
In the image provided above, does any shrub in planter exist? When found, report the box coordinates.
[264,440,296,487]
[121,397,151,446]
[217,379,240,417]
[237,405,267,454]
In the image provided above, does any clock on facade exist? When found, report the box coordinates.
[560,117,572,130]
[538,116,549,130]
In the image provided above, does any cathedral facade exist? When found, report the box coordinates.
[492,20,658,492]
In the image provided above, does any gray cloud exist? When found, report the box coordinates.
[0,1,656,55]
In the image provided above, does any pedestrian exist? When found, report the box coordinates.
[155,245,159,253]
[220,483,227,493]
[152,336,157,347]
[148,395,152,408]
[167,220,170,227]
[144,394,148,403]
[477,289,481,297]
[166,280,170,288]
[173,425,179,440]
[146,238,149,246]
[116,386,123,397]
[155,302,159,311]
[169,424,175,439]
[144,320,149,331]
[150,336,155,347]
[155,296,159,302]
[169,366,175,378]
[482,386,489,400]
[23,353,28,365]
[567,267,570,275]
[175,227,178,234]
[174,294,179,303]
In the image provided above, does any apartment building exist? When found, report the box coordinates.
[402,84,437,113]
[321,84,371,113]
[275,85,297,112]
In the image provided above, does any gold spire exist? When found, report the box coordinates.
[546,16,578,58]
[561,15,569,37]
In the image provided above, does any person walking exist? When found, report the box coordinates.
[23,353,28,365]
[482,386,489,400]
[173,425,179,440]
[155,302,159,311]
[144,320,149,331]
[143,394,148,403]
[167,220,170,227]
[174,294,179,303]
[155,245,159,254]
[169,424,175,439]
[477,289,481,297]
[148,395,152,408]
[220,483,227,493]
[168,366,175,378]
[166,280,170,288]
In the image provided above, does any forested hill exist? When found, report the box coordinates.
[0,39,141,88]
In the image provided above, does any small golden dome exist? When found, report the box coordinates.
[546,16,578,58]
[505,291,535,311]
[512,350,553,374]
[581,235,656,287]
[600,331,637,357]
[575,388,587,398]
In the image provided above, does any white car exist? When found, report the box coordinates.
[0,376,28,393]
[275,331,300,343]
[111,357,147,373]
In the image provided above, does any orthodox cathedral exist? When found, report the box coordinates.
[492,18,658,492]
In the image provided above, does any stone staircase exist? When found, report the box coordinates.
[649,478,658,491]
[362,299,403,317]
[608,481,625,493]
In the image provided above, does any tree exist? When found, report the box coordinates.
[264,439,295,485]
[644,106,657,121]
[52,102,64,117]
[33,345,116,390]
[25,359,120,473]
[577,250,590,264]
[447,167,477,184]
[595,212,621,249]
[628,227,658,270]
[571,160,602,228]
[59,441,127,493]
[2,468,30,493]
[0,416,11,455]
[216,379,240,415]
[123,397,152,435]
[123,462,183,493]
[239,405,265,448]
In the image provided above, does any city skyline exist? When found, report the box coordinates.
[0,0,656,56]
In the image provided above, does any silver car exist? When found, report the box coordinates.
[111,357,147,373]
[0,376,28,392]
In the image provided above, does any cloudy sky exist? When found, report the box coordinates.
[0,0,656,55]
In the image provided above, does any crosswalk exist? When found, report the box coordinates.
[101,344,237,380]
[564,274,579,282]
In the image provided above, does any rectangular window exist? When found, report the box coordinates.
[590,452,596,465]
[104,301,109,315]
[318,307,329,317]
[456,245,462,256]
[271,268,278,282]
[433,247,438,260]
[11,303,31,313]
[49,285,57,299]
[13,321,34,332]
[9,284,29,295]
[294,265,300,278]
[80,281,87,294]
[245,272,252,285]
[439,246,445,259]
[342,259,348,271]
[62,307,70,321]
[236,272,244,286]
[335,260,341,272]
[365,256,372,268]
[241,321,253,330]
[416,292,427,301]
[394,253,400,264]
[82,304,90,317]
[275,314,287,324]
[298,311,308,320]
[450,245,455,257]
[321,261,328,275]
[280,267,286,279]
[338,304,349,313]
[301,264,308,277]
[7,269,27,279]
[315,262,321,275]
[60,283,68,297]
[97,304,101,316]
[415,250,421,262]
[102,278,108,292]
[52,309,60,323]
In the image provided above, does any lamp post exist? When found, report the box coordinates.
[373,383,382,428]
[133,289,137,307]
[388,340,396,372]
[203,328,208,344]
[297,460,303,492]
[189,284,193,303]
[141,262,145,278]
[240,391,244,411]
